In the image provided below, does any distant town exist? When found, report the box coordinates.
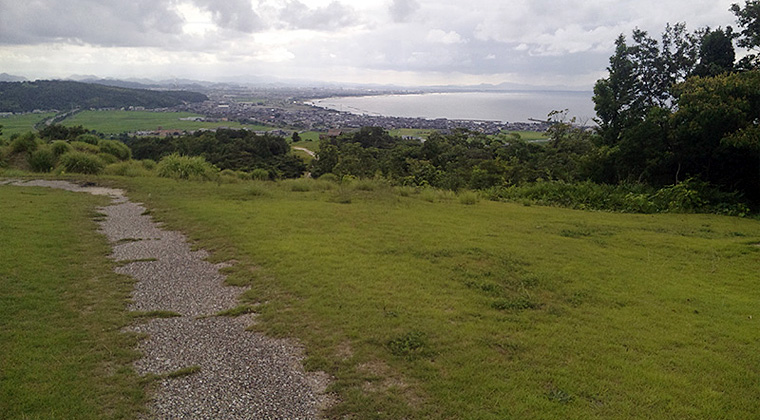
[172,87,550,135]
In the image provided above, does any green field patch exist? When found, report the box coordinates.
[0,112,57,137]
[60,110,246,134]
[501,130,549,141]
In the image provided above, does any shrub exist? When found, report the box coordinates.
[250,168,270,181]
[27,146,56,172]
[70,141,100,154]
[317,173,339,183]
[156,154,219,180]
[104,161,150,177]
[75,134,100,145]
[352,179,376,191]
[287,179,312,192]
[97,139,131,161]
[58,151,105,174]
[50,140,72,157]
[395,186,417,197]
[458,191,480,205]
[141,159,157,170]
[219,169,242,184]
[97,153,119,165]
[10,132,38,154]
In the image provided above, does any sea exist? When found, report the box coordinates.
[307,91,596,124]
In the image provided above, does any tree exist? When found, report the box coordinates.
[291,131,301,142]
[593,35,638,146]
[731,0,760,69]
[694,28,736,76]
[671,71,760,202]
[593,24,700,146]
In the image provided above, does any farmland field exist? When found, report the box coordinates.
[59,110,251,134]
[0,112,56,138]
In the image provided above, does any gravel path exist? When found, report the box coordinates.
[3,179,329,419]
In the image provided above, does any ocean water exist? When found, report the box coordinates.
[308,91,596,124]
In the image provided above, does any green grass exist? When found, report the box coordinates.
[388,128,436,139]
[502,130,549,141]
[118,176,760,419]
[0,112,57,138]
[60,110,245,134]
[291,140,319,152]
[0,185,146,419]
[294,131,322,142]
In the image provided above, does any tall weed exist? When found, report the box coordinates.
[27,146,56,173]
[58,151,105,174]
[157,154,219,180]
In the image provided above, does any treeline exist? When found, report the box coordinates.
[0,80,208,113]
[124,129,306,179]
[311,3,760,214]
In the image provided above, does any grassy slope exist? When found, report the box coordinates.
[0,185,145,420]
[60,110,247,134]
[120,177,760,419]
[0,113,56,138]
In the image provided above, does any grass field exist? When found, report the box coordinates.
[60,110,247,134]
[0,113,56,138]
[0,184,146,419]
[503,130,549,141]
[117,176,760,419]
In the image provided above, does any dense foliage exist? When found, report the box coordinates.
[0,80,207,113]
[0,130,131,175]
[125,129,306,179]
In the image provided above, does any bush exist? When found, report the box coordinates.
[58,151,105,174]
[458,191,480,205]
[317,173,339,183]
[10,132,38,154]
[250,168,270,181]
[70,141,100,154]
[286,179,312,192]
[141,159,157,170]
[103,161,150,177]
[50,140,72,157]
[27,146,56,172]
[98,153,119,165]
[97,139,131,161]
[75,134,100,145]
[156,154,219,180]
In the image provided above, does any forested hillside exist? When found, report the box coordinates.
[0,80,207,112]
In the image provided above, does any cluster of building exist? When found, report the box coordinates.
[176,98,549,135]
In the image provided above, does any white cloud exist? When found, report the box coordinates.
[427,29,466,45]
[0,0,743,87]
[389,0,420,23]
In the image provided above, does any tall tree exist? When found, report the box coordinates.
[593,24,700,146]
[731,0,760,69]
[694,28,736,76]
[593,35,638,146]
[672,71,760,201]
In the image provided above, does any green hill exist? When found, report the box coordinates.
[0,80,207,113]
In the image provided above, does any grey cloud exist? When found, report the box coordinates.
[389,0,420,23]
[191,0,264,33]
[278,1,358,30]
[0,0,184,47]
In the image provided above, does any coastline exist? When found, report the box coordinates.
[305,90,595,124]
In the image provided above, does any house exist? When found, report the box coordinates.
[319,129,345,140]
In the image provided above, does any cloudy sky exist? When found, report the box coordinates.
[0,0,740,88]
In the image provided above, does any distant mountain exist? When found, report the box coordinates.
[0,73,27,82]
[0,80,208,113]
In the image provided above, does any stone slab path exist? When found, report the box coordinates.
[3,179,328,419]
